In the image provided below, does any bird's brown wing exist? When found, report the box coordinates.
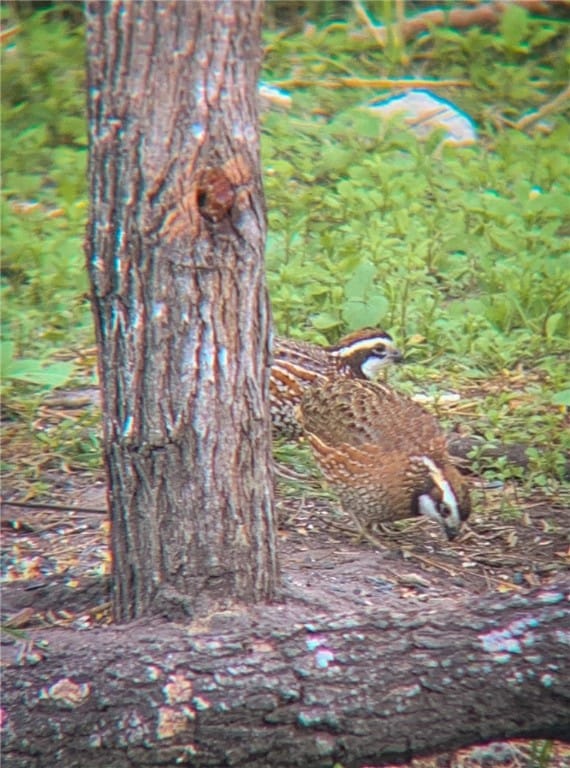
[300,379,447,454]
[305,434,423,523]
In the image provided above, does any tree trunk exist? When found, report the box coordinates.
[3,583,569,768]
[85,0,276,623]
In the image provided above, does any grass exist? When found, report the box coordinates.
[1,2,569,492]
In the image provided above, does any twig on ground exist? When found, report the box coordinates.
[515,84,570,131]
[352,0,386,48]
[352,1,553,46]
[1,499,107,515]
[273,76,470,90]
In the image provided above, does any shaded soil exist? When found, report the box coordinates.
[2,468,569,621]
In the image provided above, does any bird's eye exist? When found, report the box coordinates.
[437,502,451,518]
[372,345,387,356]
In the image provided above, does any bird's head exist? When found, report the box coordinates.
[328,328,404,379]
[411,456,471,540]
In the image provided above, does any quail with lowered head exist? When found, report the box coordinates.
[298,379,471,541]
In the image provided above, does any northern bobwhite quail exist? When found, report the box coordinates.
[298,379,471,540]
[271,328,403,439]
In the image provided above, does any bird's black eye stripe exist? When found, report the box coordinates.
[437,502,450,518]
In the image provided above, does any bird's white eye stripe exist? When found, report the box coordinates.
[438,479,457,512]
[331,338,394,357]
[417,455,441,480]
[416,455,458,507]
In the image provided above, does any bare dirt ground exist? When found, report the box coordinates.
[2,463,569,615]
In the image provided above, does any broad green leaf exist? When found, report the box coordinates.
[6,359,75,388]
[551,390,570,407]
[499,4,529,49]
[342,300,370,330]
[545,313,563,340]
[342,294,389,330]
[486,226,523,254]
[311,312,341,331]
[1,341,15,377]
[367,294,389,321]
[343,261,377,301]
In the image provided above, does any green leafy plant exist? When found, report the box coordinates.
[1,340,75,391]
[2,7,89,356]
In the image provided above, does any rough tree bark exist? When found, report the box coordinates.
[3,583,569,768]
[85,0,276,622]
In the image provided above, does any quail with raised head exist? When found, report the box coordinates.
[271,328,403,439]
[298,379,471,540]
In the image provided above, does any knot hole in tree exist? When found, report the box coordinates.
[196,167,236,223]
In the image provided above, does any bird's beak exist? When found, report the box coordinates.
[391,350,405,364]
[444,524,460,541]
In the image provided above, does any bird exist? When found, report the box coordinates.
[270,328,403,439]
[297,379,471,541]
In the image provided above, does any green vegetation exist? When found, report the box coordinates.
[2,3,569,491]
